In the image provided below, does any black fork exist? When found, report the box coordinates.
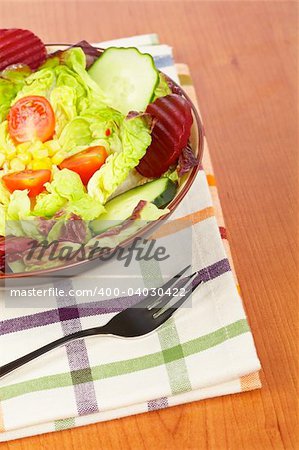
[0,266,202,379]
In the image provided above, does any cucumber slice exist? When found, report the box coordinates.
[88,47,159,115]
[90,178,176,235]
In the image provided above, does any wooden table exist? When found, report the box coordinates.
[0,1,297,449]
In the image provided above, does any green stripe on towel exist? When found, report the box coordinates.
[139,260,192,395]
[0,319,249,402]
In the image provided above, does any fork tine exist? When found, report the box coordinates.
[152,272,198,318]
[153,276,203,321]
[146,265,191,310]
[134,265,191,309]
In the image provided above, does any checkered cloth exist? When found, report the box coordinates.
[0,34,261,442]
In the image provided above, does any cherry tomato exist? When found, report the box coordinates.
[8,96,55,143]
[59,146,108,185]
[3,169,51,197]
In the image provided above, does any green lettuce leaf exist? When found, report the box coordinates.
[0,179,10,205]
[56,105,123,156]
[0,66,31,122]
[1,188,45,238]
[5,190,32,237]
[58,117,93,151]
[1,65,31,83]
[42,49,98,114]
[53,48,107,115]
[0,121,17,159]
[15,68,56,101]
[87,115,151,203]
[33,192,66,218]
[55,64,90,113]
[66,194,105,220]
[40,54,60,70]
[61,48,107,106]
[152,73,171,101]
[0,79,17,123]
[7,190,31,220]
[46,169,85,201]
[34,169,105,221]
[50,86,77,137]
[82,106,124,153]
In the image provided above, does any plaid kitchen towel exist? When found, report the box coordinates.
[0,34,261,442]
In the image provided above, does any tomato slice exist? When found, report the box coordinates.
[3,169,51,197]
[59,146,108,185]
[8,96,55,143]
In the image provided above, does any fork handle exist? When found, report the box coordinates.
[0,326,108,379]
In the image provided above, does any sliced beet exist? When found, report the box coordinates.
[136,94,193,178]
[0,29,47,71]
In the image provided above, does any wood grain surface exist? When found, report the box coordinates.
[0,1,297,449]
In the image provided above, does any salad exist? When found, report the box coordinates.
[0,29,198,273]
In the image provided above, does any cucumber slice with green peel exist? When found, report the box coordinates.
[88,47,159,115]
[90,178,177,235]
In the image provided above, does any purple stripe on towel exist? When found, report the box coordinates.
[0,259,231,336]
[55,279,99,416]
[148,397,169,411]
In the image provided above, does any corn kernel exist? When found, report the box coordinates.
[10,158,26,172]
[2,162,9,173]
[52,151,67,165]
[44,140,61,156]
[30,145,49,160]
[17,142,31,154]
[5,147,17,161]
[31,158,52,170]
[0,153,5,168]
[18,152,31,165]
